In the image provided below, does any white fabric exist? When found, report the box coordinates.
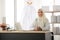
[21,0,36,30]
[25,0,32,2]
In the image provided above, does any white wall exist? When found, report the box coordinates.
[0,0,5,23]
[1,0,6,23]
[0,0,2,23]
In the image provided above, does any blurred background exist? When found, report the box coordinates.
[0,0,60,36]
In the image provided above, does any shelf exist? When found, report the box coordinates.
[54,34,60,35]
[49,23,60,24]
[45,11,53,13]
[45,11,60,13]
[44,9,60,34]
[50,23,60,24]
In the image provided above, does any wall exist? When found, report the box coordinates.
[0,0,5,24]
[0,0,2,23]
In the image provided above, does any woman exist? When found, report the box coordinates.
[33,9,50,31]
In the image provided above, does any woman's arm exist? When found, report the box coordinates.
[34,26,42,31]
[42,19,50,31]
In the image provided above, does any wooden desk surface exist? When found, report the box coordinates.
[0,31,51,40]
[0,31,50,33]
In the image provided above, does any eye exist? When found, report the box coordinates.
[38,12,41,13]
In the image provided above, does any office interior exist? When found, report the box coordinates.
[0,0,60,40]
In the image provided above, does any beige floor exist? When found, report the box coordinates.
[54,35,60,40]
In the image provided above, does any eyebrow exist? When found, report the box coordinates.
[38,11,43,13]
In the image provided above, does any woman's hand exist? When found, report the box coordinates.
[34,27,42,31]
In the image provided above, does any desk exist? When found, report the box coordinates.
[0,31,51,40]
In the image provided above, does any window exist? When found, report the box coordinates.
[41,0,53,6]
[17,0,24,25]
[55,0,60,5]
[5,0,14,29]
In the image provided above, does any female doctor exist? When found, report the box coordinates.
[32,9,50,31]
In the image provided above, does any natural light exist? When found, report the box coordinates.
[5,0,60,31]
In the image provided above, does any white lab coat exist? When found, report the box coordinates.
[21,0,36,30]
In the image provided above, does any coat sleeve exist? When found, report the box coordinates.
[42,19,50,31]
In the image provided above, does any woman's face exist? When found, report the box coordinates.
[38,10,43,17]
